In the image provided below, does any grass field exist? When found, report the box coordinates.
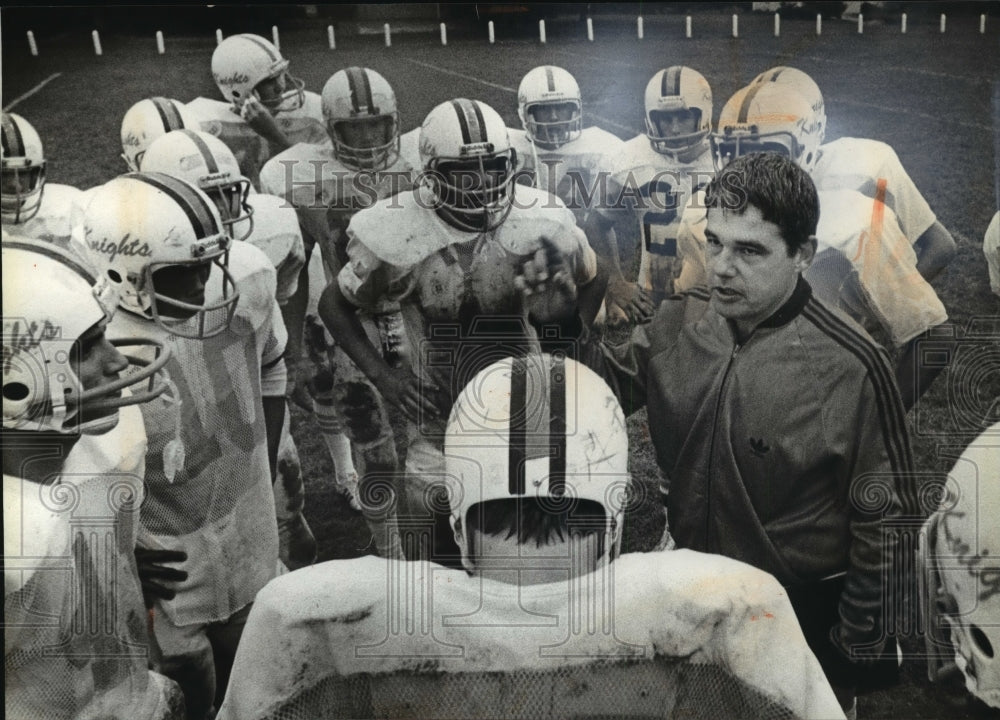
[4,6,999,718]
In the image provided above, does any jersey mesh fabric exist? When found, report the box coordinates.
[107,243,282,624]
[261,657,796,720]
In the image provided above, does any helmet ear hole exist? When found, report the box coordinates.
[107,269,123,284]
[3,382,30,402]
[971,625,995,659]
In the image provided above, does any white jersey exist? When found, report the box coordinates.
[812,137,937,244]
[510,125,624,225]
[4,405,181,720]
[233,192,306,305]
[106,242,284,625]
[985,211,1000,296]
[218,550,843,720]
[808,189,947,346]
[187,93,326,189]
[1,183,84,249]
[600,136,715,301]
[260,139,415,268]
[398,127,422,174]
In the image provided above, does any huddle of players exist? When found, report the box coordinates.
[3,30,996,720]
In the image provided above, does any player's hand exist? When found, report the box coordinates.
[239,96,291,148]
[515,236,579,323]
[606,278,654,325]
[375,366,441,424]
[134,547,188,609]
[285,358,317,412]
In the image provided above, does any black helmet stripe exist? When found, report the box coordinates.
[451,99,487,145]
[237,33,279,61]
[548,354,566,496]
[508,356,528,495]
[346,66,374,114]
[769,68,785,82]
[738,82,766,124]
[180,129,220,174]
[3,238,97,284]
[662,67,681,98]
[2,113,25,157]
[127,172,220,239]
[545,66,556,92]
[151,97,186,131]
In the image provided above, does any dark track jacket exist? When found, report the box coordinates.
[599,278,914,661]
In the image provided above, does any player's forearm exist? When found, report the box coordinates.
[913,220,956,282]
[317,281,392,386]
[262,395,286,484]
[281,265,310,372]
[584,213,626,282]
[577,261,609,327]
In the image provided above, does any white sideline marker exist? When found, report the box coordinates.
[539,19,546,43]
[774,13,780,37]
[816,14,822,35]
[92,29,102,56]
[732,14,738,38]
[587,17,593,42]
[637,16,644,40]
[488,20,495,44]
[328,25,336,49]
[156,30,165,54]
[384,23,391,47]
[686,15,692,38]
[902,13,907,34]
[940,14,946,33]
[440,22,447,45]
[982,14,987,34]
[858,14,864,34]
[272,25,280,50]
[26,30,38,56]
[216,29,223,45]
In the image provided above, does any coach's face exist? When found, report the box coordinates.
[705,204,813,340]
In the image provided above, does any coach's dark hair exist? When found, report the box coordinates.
[704,152,819,256]
[467,497,609,554]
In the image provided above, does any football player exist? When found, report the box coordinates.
[920,422,1000,711]
[509,65,625,228]
[216,355,843,720]
[3,237,184,719]
[260,67,416,548]
[81,172,288,720]
[187,33,326,188]
[710,80,950,409]
[319,98,604,567]
[120,97,202,173]
[2,112,86,247]
[141,129,314,570]
[585,66,716,319]
[753,67,958,285]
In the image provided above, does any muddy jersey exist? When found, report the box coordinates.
[105,242,284,625]
[187,93,326,189]
[598,136,715,301]
[218,550,842,720]
[812,137,937,244]
[509,126,624,225]
[5,405,181,720]
[339,185,596,411]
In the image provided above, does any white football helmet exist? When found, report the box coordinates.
[321,67,400,171]
[750,66,827,145]
[211,34,305,113]
[712,83,822,174]
[919,424,1000,710]
[418,98,516,232]
[80,172,238,339]
[517,65,583,148]
[2,237,171,434]
[1,112,46,223]
[141,129,254,243]
[644,66,713,159]
[120,97,200,172]
[444,354,630,573]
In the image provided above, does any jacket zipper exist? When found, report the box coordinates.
[705,341,741,551]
